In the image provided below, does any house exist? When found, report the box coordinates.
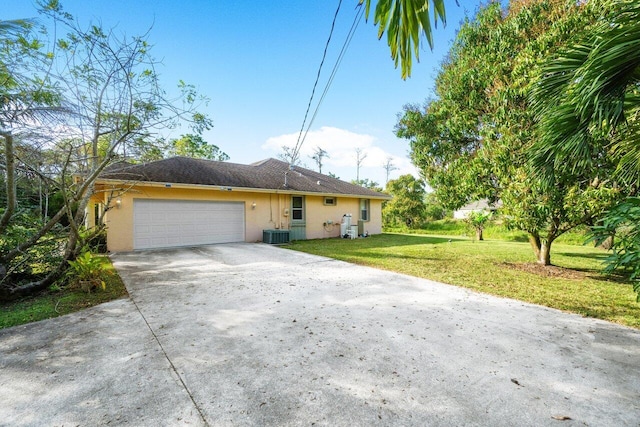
[452,199,502,220]
[89,157,391,252]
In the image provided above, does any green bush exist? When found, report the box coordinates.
[67,251,113,293]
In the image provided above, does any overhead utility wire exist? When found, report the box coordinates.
[300,5,364,148]
[291,0,343,166]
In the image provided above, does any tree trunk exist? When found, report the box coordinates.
[476,227,484,241]
[528,233,542,260]
[538,241,552,265]
[0,131,16,235]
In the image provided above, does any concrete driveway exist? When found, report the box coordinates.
[1,243,640,426]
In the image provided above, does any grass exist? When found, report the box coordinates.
[0,255,128,330]
[286,233,640,329]
[386,219,590,245]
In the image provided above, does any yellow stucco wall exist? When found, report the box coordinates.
[93,182,385,252]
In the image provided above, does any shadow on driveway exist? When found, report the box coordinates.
[1,243,639,426]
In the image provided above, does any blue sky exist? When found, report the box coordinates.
[6,1,484,185]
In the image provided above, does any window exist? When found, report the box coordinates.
[360,199,370,221]
[323,197,337,206]
[292,196,304,220]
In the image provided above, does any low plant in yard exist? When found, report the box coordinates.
[287,233,640,329]
[0,255,127,329]
[67,251,113,293]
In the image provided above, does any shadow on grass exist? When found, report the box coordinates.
[289,233,465,253]
[555,251,608,261]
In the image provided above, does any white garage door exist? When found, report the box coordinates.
[133,199,245,250]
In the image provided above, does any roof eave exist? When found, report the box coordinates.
[94,178,392,200]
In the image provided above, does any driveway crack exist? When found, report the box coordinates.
[130,297,210,427]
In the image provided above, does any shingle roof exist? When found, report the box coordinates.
[99,157,390,199]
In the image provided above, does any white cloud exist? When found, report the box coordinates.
[263,126,421,184]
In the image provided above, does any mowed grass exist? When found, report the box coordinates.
[287,233,640,329]
[0,256,128,330]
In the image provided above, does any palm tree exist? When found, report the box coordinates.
[532,0,640,184]
[532,0,640,296]
[362,0,450,79]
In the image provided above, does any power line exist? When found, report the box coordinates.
[291,0,343,166]
[299,5,364,151]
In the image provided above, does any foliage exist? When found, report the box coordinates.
[587,197,640,301]
[351,178,382,192]
[396,0,625,265]
[169,134,229,161]
[362,0,449,79]
[0,254,127,329]
[465,210,492,241]
[532,0,640,186]
[0,1,211,300]
[67,251,112,293]
[383,174,426,228]
[423,192,449,221]
[289,234,640,328]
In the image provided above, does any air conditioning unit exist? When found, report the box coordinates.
[263,229,290,244]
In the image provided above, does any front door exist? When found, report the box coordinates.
[290,195,306,240]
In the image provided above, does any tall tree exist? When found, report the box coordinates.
[397,0,622,265]
[310,146,329,174]
[169,134,229,161]
[532,0,640,293]
[355,147,367,182]
[382,156,399,184]
[0,1,211,299]
[383,174,426,228]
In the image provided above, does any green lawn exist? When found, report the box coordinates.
[0,256,128,330]
[287,233,640,329]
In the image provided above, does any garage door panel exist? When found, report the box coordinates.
[133,199,245,250]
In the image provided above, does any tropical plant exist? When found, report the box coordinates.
[362,0,450,78]
[67,251,112,293]
[396,0,624,265]
[587,198,640,301]
[465,210,492,241]
[532,0,640,184]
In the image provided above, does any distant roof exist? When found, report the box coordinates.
[457,199,503,211]
[99,157,390,199]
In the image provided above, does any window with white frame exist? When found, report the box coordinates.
[292,196,304,221]
[360,199,370,221]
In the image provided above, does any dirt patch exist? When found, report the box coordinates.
[499,262,587,280]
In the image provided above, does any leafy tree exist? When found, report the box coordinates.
[362,0,450,79]
[533,0,640,291]
[423,192,449,221]
[351,178,382,192]
[383,174,426,228]
[396,0,623,265]
[0,2,210,299]
[465,210,492,241]
[587,197,640,301]
[169,134,229,161]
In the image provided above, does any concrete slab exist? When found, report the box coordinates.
[110,243,640,426]
[1,242,639,426]
[0,298,205,426]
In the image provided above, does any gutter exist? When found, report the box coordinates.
[94,178,392,200]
